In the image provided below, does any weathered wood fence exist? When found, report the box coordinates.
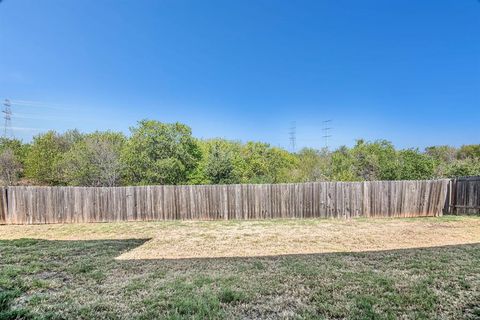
[0,179,450,224]
[445,176,480,215]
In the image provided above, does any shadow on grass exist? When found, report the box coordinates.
[2,237,480,262]
[0,238,150,319]
[1,239,480,319]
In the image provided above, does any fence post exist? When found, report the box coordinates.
[0,180,462,224]
[444,179,452,215]
[0,187,6,224]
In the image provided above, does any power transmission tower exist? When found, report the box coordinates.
[2,99,13,138]
[289,121,296,153]
[322,120,332,150]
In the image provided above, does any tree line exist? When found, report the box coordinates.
[0,120,479,186]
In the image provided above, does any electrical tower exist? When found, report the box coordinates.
[2,99,13,138]
[322,120,332,150]
[289,121,296,153]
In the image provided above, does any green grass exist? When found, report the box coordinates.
[1,225,480,319]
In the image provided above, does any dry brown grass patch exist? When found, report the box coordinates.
[1,216,480,260]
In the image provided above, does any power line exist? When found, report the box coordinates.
[2,99,13,138]
[289,121,296,153]
[9,100,71,111]
[322,120,332,150]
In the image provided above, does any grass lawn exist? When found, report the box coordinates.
[1,216,480,319]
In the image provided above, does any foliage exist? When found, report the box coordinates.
[457,144,480,160]
[24,130,78,185]
[330,146,359,181]
[350,139,399,180]
[425,145,457,163]
[293,148,332,182]
[0,149,22,185]
[240,142,296,184]
[189,139,243,185]
[122,120,201,185]
[59,131,126,186]
[0,138,28,185]
[396,149,435,180]
[204,141,240,184]
[5,120,480,186]
[0,138,29,166]
[443,158,480,177]
[190,140,297,184]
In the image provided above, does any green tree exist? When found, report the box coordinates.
[444,158,480,177]
[187,140,210,184]
[397,149,435,180]
[190,139,243,185]
[330,146,359,181]
[59,131,126,186]
[350,139,399,180]
[240,142,296,183]
[294,148,332,182]
[0,137,29,167]
[24,130,79,185]
[457,144,480,160]
[425,145,457,163]
[424,145,457,177]
[0,149,22,185]
[122,120,201,185]
[205,141,236,184]
[0,138,29,184]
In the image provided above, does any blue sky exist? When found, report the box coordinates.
[0,0,479,150]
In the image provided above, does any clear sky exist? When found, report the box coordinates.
[0,0,479,150]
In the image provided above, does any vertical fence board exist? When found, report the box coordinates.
[449,177,480,215]
[0,179,454,224]
[0,187,6,224]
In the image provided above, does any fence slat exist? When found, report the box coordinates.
[450,176,480,215]
[0,187,6,224]
[0,179,453,224]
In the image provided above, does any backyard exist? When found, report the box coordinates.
[1,216,480,319]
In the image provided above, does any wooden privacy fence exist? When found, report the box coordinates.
[0,179,449,225]
[445,176,480,215]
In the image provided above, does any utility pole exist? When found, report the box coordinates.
[322,120,332,150]
[289,121,296,153]
[2,99,12,138]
